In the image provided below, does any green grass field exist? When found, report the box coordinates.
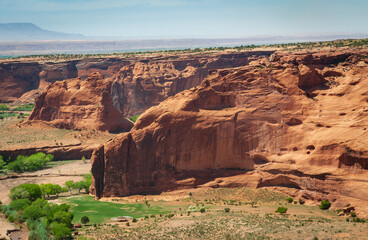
[64,196,173,224]
[73,187,368,240]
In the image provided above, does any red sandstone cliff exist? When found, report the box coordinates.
[24,51,274,131]
[27,72,133,132]
[91,50,368,215]
[0,61,78,103]
[109,51,274,116]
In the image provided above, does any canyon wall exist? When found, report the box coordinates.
[23,51,274,132]
[27,72,133,132]
[91,50,368,215]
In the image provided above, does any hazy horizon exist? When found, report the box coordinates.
[0,0,367,39]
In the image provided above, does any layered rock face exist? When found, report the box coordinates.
[27,72,133,132]
[108,51,274,116]
[91,50,368,215]
[0,52,272,105]
[0,62,41,102]
[0,61,78,103]
[25,51,273,131]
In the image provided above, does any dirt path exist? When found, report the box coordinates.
[0,218,17,240]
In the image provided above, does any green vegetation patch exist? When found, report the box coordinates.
[12,104,34,111]
[64,196,170,224]
[128,114,140,122]
[0,111,17,118]
[0,104,10,111]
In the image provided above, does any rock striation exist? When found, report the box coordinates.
[91,50,368,216]
[110,52,273,116]
[24,51,274,131]
[27,72,133,132]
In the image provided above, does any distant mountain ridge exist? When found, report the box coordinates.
[0,23,85,41]
[0,23,367,56]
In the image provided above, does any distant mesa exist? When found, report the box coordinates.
[0,23,85,42]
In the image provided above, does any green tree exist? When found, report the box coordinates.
[50,222,72,240]
[73,181,85,194]
[9,187,30,201]
[275,207,288,214]
[24,205,46,221]
[9,199,31,211]
[7,158,25,172]
[319,200,331,210]
[9,184,42,201]
[65,180,74,195]
[40,183,55,199]
[52,184,63,197]
[52,211,74,228]
[81,216,90,224]
[286,197,293,203]
[7,153,53,173]
[28,221,49,240]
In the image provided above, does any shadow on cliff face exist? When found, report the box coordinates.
[90,50,368,216]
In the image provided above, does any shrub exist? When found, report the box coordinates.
[132,218,137,223]
[286,197,293,203]
[200,208,206,213]
[72,181,85,194]
[128,115,140,122]
[7,153,53,173]
[350,212,357,217]
[224,208,230,213]
[0,156,5,170]
[24,205,46,221]
[351,217,366,223]
[81,216,90,224]
[1,205,10,214]
[275,207,288,214]
[50,222,71,240]
[298,199,305,205]
[12,104,34,111]
[293,201,298,204]
[50,210,74,228]
[9,199,31,211]
[319,200,331,210]
[28,221,49,240]
[65,180,74,195]
[10,184,42,201]
[0,104,9,111]
[7,214,15,222]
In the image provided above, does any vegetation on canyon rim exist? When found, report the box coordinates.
[1,38,367,62]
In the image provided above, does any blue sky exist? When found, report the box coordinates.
[0,0,367,38]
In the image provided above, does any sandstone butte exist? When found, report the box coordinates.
[90,49,368,217]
